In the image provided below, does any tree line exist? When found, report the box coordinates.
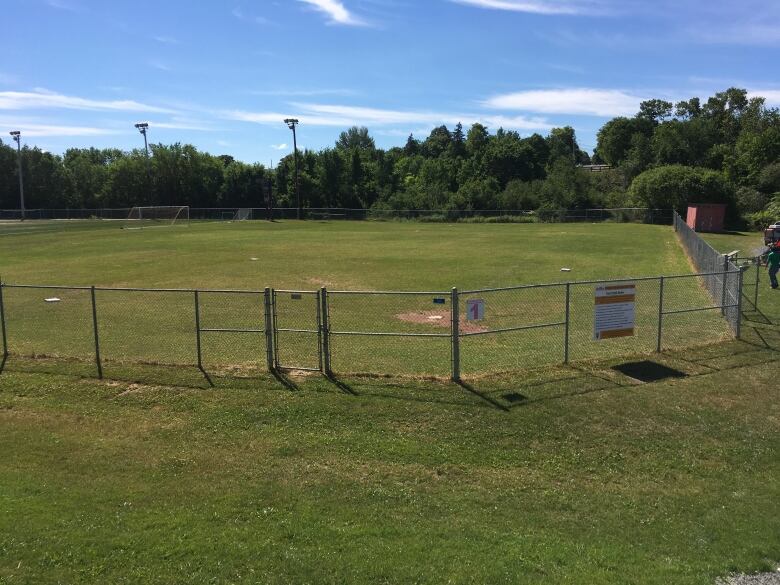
[1,87,778,226]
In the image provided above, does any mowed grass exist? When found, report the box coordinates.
[0,220,689,290]
[1,330,779,584]
[0,220,733,376]
[0,221,777,583]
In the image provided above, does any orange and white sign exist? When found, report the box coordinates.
[594,283,636,340]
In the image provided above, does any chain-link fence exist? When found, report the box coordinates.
[0,207,673,224]
[673,211,742,334]
[0,264,742,382]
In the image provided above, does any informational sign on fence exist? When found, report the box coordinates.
[466,299,485,321]
[594,283,636,340]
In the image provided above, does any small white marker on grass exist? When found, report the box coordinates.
[44,297,61,303]
[560,268,572,272]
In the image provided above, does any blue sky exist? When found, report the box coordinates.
[2,0,779,164]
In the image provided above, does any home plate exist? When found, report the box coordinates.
[428,315,444,320]
[45,297,61,303]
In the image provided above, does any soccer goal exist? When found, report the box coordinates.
[234,208,252,221]
[122,206,190,229]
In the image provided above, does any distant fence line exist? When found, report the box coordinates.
[0,267,742,384]
[0,207,674,224]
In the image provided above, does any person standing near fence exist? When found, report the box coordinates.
[767,245,780,289]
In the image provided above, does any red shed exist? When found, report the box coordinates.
[686,204,726,232]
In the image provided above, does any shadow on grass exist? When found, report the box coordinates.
[4,321,780,413]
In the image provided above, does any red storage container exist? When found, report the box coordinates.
[686,204,726,232]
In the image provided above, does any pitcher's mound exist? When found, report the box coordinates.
[396,310,488,334]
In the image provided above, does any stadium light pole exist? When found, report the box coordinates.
[284,118,301,220]
[134,122,151,178]
[9,131,25,221]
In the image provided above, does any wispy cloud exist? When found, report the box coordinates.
[448,0,609,16]
[232,6,277,26]
[248,88,357,97]
[149,61,172,72]
[153,35,180,45]
[484,88,645,117]
[223,102,552,131]
[271,143,289,150]
[0,90,176,114]
[297,0,367,26]
[0,118,115,137]
[46,0,82,12]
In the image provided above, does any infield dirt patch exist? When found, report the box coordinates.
[395,310,488,334]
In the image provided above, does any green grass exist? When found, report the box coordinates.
[0,220,689,290]
[0,330,778,584]
[0,220,733,377]
[0,220,776,583]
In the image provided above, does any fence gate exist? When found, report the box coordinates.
[272,289,322,372]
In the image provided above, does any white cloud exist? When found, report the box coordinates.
[249,88,357,97]
[0,90,176,114]
[297,0,366,26]
[449,0,606,16]
[483,88,644,117]
[150,61,172,72]
[271,143,289,150]
[223,103,551,131]
[0,120,115,137]
[750,90,780,107]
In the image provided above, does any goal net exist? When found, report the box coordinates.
[122,206,190,229]
[234,208,252,221]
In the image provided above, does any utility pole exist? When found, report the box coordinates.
[9,131,24,220]
[284,118,301,220]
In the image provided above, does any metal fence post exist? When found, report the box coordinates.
[271,289,279,370]
[194,290,204,371]
[564,283,570,364]
[316,289,324,373]
[264,288,275,372]
[736,268,744,339]
[320,287,332,376]
[656,276,664,353]
[90,286,103,379]
[0,278,8,367]
[721,256,729,315]
[451,287,460,381]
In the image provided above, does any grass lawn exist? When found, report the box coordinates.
[1,330,778,584]
[0,220,689,290]
[0,221,776,583]
[0,220,732,377]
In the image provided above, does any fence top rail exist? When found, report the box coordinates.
[0,268,739,296]
[328,290,451,296]
[0,283,265,294]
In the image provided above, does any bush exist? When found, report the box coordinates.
[629,165,736,221]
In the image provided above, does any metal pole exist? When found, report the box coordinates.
[316,289,323,373]
[320,287,331,376]
[563,283,571,364]
[0,278,8,362]
[656,276,664,353]
[721,256,728,315]
[194,290,203,371]
[90,286,103,379]
[264,288,275,371]
[451,287,460,381]
[16,138,25,220]
[292,125,300,220]
[736,268,743,339]
[271,289,279,370]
